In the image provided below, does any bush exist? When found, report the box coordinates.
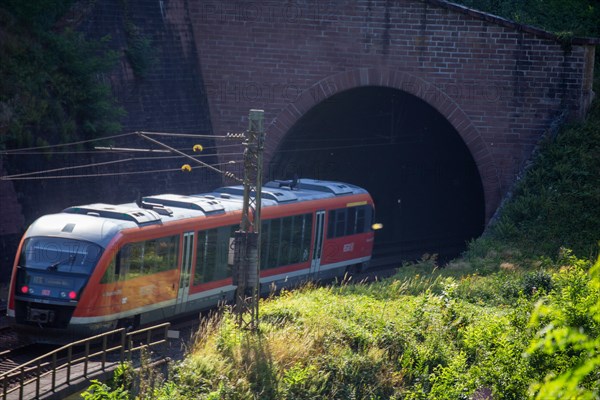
[527,255,600,399]
[523,270,553,296]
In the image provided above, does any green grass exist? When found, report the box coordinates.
[485,98,600,259]
[114,252,593,400]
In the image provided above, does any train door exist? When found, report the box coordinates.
[175,231,194,314]
[310,211,326,275]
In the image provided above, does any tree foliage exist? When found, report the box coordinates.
[0,1,124,150]
[455,0,600,37]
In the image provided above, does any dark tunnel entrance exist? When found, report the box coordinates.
[270,86,485,262]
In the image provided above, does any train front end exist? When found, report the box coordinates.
[12,236,101,328]
[6,213,119,338]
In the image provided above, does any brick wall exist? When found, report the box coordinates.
[1,0,597,275]
[187,0,597,221]
[0,163,25,278]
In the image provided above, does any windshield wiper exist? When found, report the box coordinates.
[47,254,75,271]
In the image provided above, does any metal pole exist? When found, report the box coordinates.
[233,109,264,330]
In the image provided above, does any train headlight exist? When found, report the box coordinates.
[371,223,383,231]
[21,285,29,294]
[68,291,77,300]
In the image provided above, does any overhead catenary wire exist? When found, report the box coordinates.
[276,141,406,153]
[2,158,140,179]
[0,152,242,180]
[0,128,404,182]
[0,130,241,155]
[0,132,138,154]
[2,140,397,158]
[1,128,396,157]
[138,131,242,139]
[0,160,242,180]
[0,142,398,180]
[0,143,245,156]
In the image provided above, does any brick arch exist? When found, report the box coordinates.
[265,67,500,222]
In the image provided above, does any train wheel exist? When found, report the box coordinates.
[345,264,359,275]
[117,314,140,331]
[346,262,368,275]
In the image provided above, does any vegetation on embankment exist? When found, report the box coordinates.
[476,98,600,260]
[84,98,599,398]
[0,0,123,151]
[87,252,599,399]
[455,0,600,39]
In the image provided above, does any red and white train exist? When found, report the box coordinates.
[7,179,375,336]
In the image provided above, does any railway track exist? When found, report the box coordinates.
[0,327,32,355]
[372,237,468,266]
[0,327,49,382]
[0,342,61,398]
[0,343,64,373]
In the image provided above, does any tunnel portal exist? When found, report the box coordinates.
[270,86,485,261]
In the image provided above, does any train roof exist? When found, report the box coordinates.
[24,179,368,248]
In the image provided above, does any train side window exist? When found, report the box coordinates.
[302,214,312,261]
[346,207,357,236]
[327,210,336,238]
[363,206,374,232]
[279,217,294,266]
[356,207,365,234]
[194,231,206,284]
[327,205,372,238]
[290,215,304,264]
[216,226,234,280]
[194,226,235,285]
[260,220,270,270]
[116,235,179,281]
[267,218,282,268]
[260,214,312,268]
[149,235,179,273]
[122,242,143,279]
[335,209,346,237]
[194,229,217,284]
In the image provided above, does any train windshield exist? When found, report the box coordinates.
[18,237,103,275]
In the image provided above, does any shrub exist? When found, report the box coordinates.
[523,270,553,296]
[527,254,600,399]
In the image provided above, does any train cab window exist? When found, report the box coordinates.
[193,226,235,285]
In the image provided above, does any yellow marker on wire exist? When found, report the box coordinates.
[181,164,192,172]
[193,144,203,152]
